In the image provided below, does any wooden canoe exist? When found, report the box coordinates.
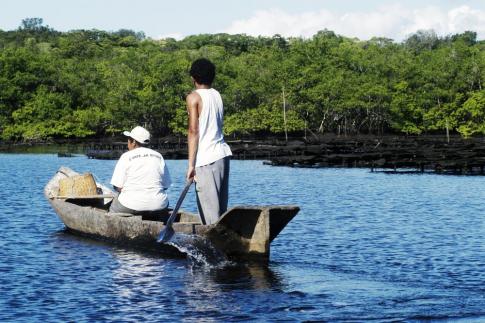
[44,167,299,261]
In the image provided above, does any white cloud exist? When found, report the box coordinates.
[155,32,184,40]
[222,4,485,41]
[448,5,485,35]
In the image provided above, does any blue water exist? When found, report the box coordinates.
[0,154,484,321]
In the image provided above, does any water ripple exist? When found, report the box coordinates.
[0,155,483,321]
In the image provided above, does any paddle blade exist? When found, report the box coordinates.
[157,226,175,243]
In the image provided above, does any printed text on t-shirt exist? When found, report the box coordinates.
[129,153,161,162]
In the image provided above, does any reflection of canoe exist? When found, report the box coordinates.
[44,167,299,261]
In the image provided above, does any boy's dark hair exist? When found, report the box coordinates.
[189,58,215,85]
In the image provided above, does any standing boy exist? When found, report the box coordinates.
[186,58,232,225]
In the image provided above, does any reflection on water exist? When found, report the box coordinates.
[206,263,283,291]
[105,242,286,322]
[111,249,167,306]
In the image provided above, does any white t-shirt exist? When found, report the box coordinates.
[110,147,171,211]
[195,88,232,167]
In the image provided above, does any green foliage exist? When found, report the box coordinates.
[20,18,45,31]
[225,104,305,135]
[455,90,485,137]
[0,20,484,141]
[169,106,188,135]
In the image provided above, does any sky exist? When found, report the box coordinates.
[1,0,484,42]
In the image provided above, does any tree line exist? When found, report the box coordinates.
[0,18,484,142]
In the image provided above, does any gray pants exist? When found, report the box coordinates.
[196,157,230,225]
[109,196,169,222]
[109,196,136,214]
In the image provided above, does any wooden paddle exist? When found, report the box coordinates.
[157,179,193,243]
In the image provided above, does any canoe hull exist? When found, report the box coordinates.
[45,167,299,261]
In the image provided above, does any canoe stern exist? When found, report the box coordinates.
[204,205,299,260]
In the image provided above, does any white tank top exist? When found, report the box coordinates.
[195,88,232,167]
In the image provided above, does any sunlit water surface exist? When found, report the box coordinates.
[0,154,484,321]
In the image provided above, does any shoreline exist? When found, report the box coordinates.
[2,134,485,174]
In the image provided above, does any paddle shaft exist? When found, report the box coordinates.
[165,180,193,228]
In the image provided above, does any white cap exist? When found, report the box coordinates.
[123,126,150,144]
